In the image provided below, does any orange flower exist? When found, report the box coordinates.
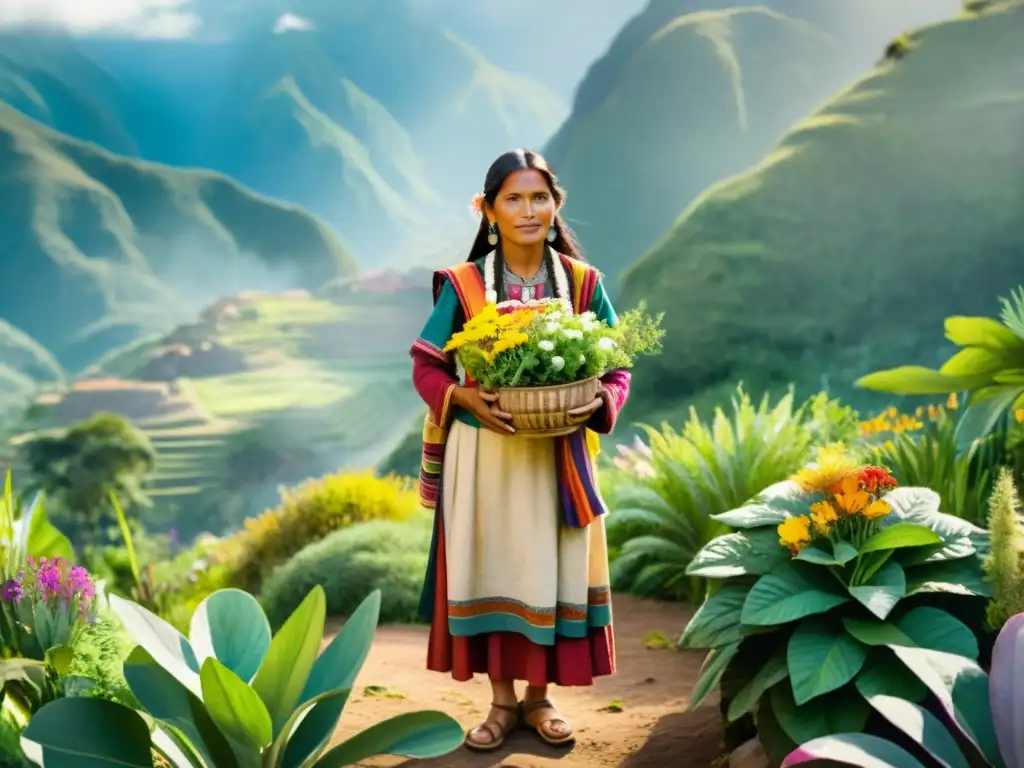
[809,500,839,534]
[778,516,813,554]
[946,392,958,410]
[862,499,892,520]
[833,475,870,516]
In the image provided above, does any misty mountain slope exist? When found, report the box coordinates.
[617,0,1024,418]
[545,0,960,286]
[0,103,356,371]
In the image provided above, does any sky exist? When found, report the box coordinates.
[0,0,201,37]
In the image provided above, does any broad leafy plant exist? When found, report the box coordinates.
[678,445,990,762]
[20,587,464,767]
[857,288,1024,451]
[604,387,818,604]
[783,612,1024,767]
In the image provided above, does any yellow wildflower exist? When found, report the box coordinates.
[947,392,958,410]
[1016,408,1024,424]
[833,475,870,515]
[486,330,529,361]
[778,516,813,554]
[809,500,839,534]
[862,499,891,520]
[791,444,861,493]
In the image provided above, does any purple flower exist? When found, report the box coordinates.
[1,579,21,603]
[36,559,62,600]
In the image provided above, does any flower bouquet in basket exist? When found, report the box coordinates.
[443,298,663,436]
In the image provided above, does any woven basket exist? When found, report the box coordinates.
[496,376,601,437]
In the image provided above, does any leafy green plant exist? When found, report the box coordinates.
[983,467,1024,629]
[857,290,1024,451]
[783,611,1024,767]
[20,587,464,767]
[678,448,990,763]
[603,387,818,603]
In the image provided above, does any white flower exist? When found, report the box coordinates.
[551,355,565,372]
[544,322,559,333]
[561,328,584,340]
[579,353,586,364]
[581,320,596,331]
[598,337,615,350]
[538,340,555,352]
[485,290,498,304]
[581,311,597,322]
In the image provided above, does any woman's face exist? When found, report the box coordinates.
[486,169,558,247]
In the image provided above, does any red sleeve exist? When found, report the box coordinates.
[588,369,631,434]
[411,345,459,427]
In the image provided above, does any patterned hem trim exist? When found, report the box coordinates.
[448,592,612,627]
[412,337,450,362]
[449,612,612,646]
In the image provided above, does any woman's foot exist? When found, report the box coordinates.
[464,701,521,752]
[521,698,575,746]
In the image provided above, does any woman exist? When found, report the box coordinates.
[409,148,631,752]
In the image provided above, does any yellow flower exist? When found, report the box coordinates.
[862,499,891,520]
[778,515,813,554]
[809,500,839,534]
[486,330,530,361]
[1016,408,1024,424]
[791,444,861,493]
[947,392,958,410]
[833,475,870,516]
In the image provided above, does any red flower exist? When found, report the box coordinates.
[858,466,898,494]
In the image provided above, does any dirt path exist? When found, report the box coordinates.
[327,595,725,768]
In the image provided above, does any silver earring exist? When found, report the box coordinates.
[547,225,557,243]
[487,221,498,246]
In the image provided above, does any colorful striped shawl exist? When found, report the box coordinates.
[418,254,606,529]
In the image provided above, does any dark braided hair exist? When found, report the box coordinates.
[466,149,584,302]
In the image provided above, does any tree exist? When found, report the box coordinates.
[21,413,156,550]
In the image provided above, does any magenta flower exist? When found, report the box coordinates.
[1,579,21,603]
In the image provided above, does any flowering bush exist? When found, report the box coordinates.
[1,556,96,660]
[443,298,662,389]
[677,444,991,764]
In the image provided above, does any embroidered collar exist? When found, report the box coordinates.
[484,248,569,305]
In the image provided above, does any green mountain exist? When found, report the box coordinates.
[545,0,960,286]
[0,103,356,373]
[617,0,1024,420]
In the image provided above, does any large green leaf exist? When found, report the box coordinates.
[944,315,1024,350]
[123,646,240,768]
[726,647,788,721]
[795,540,858,567]
[864,694,970,768]
[22,697,153,767]
[882,487,942,521]
[940,347,1013,377]
[21,494,73,563]
[678,585,748,648]
[277,690,352,768]
[898,607,978,660]
[843,618,913,647]
[782,733,929,767]
[955,384,1024,452]
[109,594,201,695]
[278,590,382,768]
[190,589,271,684]
[251,586,326,737]
[859,523,941,554]
[888,645,1000,765]
[855,366,990,395]
[687,642,738,712]
[741,562,850,626]
[200,657,273,752]
[855,649,927,703]
[685,530,788,578]
[848,561,905,621]
[771,682,870,747]
[787,617,867,705]
[711,480,807,529]
[905,558,991,597]
[313,710,464,766]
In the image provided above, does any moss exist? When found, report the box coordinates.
[617,1,1024,420]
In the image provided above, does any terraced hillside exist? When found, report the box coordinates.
[10,279,429,536]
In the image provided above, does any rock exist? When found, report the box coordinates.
[730,737,770,768]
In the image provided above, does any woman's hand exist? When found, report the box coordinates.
[566,395,604,425]
[453,386,516,434]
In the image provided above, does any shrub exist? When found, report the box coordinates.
[602,387,822,603]
[260,517,431,628]
[983,468,1024,630]
[222,471,420,592]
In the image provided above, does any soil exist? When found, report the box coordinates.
[327,595,725,768]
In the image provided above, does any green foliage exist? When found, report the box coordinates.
[221,471,420,593]
[602,388,826,603]
[20,413,156,550]
[858,292,1024,452]
[0,709,32,768]
[982,468,1024,629]
[22,588,465,766]
[679,466,990,765]
[260,518,431,628]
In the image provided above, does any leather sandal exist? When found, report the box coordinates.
[464,701,521,752]
[521,698,575,747]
